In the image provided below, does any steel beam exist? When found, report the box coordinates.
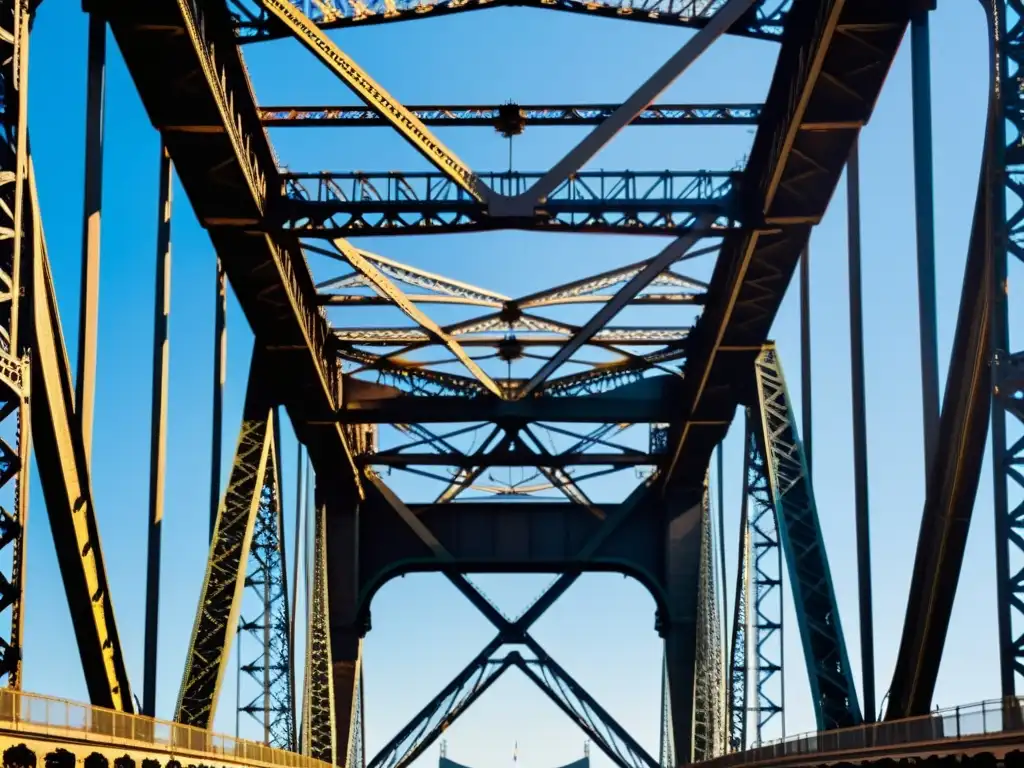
[143,145,173,718]
[28,164,134,711]
[364,451,652,468]
[233,0,790,41]
[259,0,491,202]
[259,103,762,128]
[519,213,712,397]
[337,387,680,424]
[0,0,31,692]
[237,432,296,749]
[501,0,757,213]
[884,113,993,721]
[303,503,335,763]
[279,169,735,236]
[76,13,105,465]
[331,239,505,397]
[176,350,277,729]
[752,345,860,730]
[664,0,913,489]
[104,0,362,499]
[988,0,1024,700]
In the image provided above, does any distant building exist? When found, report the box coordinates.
[440,755,590,768]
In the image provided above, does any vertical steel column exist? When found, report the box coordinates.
[716,444,728,634]
[143,145,172,718]
[799,248,812,475]
[911,6,940,474]
[846,141,876,722]
[988,0,1019,699]
[76,13,105,463]
[210,259,227,540]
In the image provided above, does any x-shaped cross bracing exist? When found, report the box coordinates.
[366,472,660,768]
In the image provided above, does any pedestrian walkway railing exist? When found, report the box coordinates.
[710,697,1024,766]
[0,687,330,768]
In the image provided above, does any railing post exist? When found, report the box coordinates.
[956,705,961,738]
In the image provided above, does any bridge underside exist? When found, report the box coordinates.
[12,0,1018,765]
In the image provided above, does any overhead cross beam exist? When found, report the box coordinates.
[259,103,763,128]
[233,0,790,42]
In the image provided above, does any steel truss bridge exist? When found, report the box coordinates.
[0,0,1017,767]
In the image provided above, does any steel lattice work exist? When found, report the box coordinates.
[693,476,725,761]
[238,427,297,750]
[743,415,783,743]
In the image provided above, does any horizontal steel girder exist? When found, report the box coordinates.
[361,451,654,467]
[231,0,789,41]
[259,103,763,127]
[356,480,667,615]
[274,170,737,236]
[337,385,682,424]
[332,328,691,345]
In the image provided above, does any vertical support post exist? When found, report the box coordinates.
[304,500,336,763]
[143,144,172,718]
[76,13,105,463]
[660,485,703,764]
[319,475,364,765]
[988,0,1024,701]
[716,444,728,632]
[0,0,33,690]
[846,140,876,723]
[210,259,227,540]
[911,6,941,475]
[799,247,812,475]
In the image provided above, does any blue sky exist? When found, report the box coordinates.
[19,2,1014,768]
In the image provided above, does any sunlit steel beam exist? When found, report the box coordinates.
[331,239,505,398]
[259,0,493,201]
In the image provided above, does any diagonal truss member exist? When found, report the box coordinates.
[750,344,861,731]
[259,0,491,202]
[176,348,279,729]
[238,417,297,749]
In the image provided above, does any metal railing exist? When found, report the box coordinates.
[710,697,1024,766]
[0,688,332,768]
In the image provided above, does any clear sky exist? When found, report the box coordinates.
[20,2,1010,768]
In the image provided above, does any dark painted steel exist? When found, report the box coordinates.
[846,140,876,724]
[911,9,940,475]
[143,145,173,718]
[799,247,812,475]
[76,13,105,464]
[753,347,861,730]
[210,259,227,541]
[884,114,993,721]
[664,0,913,491]
[987,0,1024,700]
